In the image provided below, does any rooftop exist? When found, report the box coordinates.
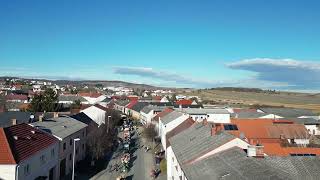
[31,116,87,140]
[259,108,316,118]
[0,123,58,164]
[170,123,235,164]
[160,111,186,125]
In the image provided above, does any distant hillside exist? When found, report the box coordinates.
[183,89,320,112]
[0,76,170,90]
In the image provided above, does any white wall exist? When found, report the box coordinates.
[140,110,154,125]
[17,142,59,180]
[57,129,87,178]
[305,125,320,135]
[161,114,189,150]
[167,146,186,180]
[0,164,16,180]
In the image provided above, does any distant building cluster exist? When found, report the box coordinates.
[1,77,320,180]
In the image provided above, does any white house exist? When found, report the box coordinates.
[167,123,249,180]
[177,108,231,123]
[30,117,87,179]
[81,105,108,126]
[0,123,59,180]
[158,111,189,150]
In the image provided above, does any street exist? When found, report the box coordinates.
[90,126,162,180]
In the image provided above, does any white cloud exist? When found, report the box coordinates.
[227,58,320,89]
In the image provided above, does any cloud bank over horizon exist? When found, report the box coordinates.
[227,58,320,89]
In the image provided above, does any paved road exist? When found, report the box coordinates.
[91,128,155,180]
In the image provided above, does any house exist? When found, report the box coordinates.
[177,108,230,123]
[58,95,89,105]
[180,147,320,180]
[32,85,42,93]
[70,112,99,133]
[168,122,249,180]
[258,107,317,118]
[30,117,87,179]
[158,111,189,150]
[5,94,28,103]
[78,92,107,104]
[81,104,109,126]
[140,105,168,125]
[0,112,33,128]
[175,99,193,106]
[0,123,59,180]
[114,99,130,113]
[287,117,320,135]
[127,102,149,120]
[152,108,174,134]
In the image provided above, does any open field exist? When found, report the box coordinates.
[182,90,320,113]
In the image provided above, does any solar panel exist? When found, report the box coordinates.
[224,124,238,131]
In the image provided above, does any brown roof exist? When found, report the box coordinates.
[78,92,102,98]
[0,128,16,164]
[153,108,174,121]
[166,117,195,147]
[2,123,58,164]
[6,94,28,101]
[266,124,309,139]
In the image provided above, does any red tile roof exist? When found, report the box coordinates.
[126,100,138,109]
[262,142,320,156]
[2,123,58,164]
[6,94,28,101]
[0,128,16,164]
[176,99,193,105]
[153,108,174,121]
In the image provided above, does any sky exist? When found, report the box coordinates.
[0,0,320,91]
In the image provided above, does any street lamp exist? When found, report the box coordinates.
[107,116,111,133]
[72,138,80,180]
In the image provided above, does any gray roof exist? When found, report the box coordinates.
[286,117,320,125]
[141,105,167,114]
[259,108,316,118]
[170,123,235,164]
[232,112,267,119]
[183,147,320,180]
[131,102,149,112]
[160,111,185,125]
[58,95,88,102]
[115,99,130,106]
[176,108,230,115]
[31,116,87,140]
[0,112,31,127]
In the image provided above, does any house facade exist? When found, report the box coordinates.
[0,124,59,180]
[30,117,87,179]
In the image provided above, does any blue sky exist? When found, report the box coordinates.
[0,0,320,90]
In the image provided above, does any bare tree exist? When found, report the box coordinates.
[87,109,121,160]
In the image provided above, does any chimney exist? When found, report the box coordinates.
[53,112,59,118]
[39,115,43,122]
[11,119,17,125]
[247,144,264,157]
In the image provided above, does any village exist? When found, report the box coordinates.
[0,78,320,180]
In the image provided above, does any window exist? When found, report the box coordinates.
[40,155,46,164]
[82,144,85,150]
[70,139,72,146]
[69,153,72,161]
[76,148,78,155]
[24,164,30,175]
[51,149,55,158]
[82,131,85,137]
[63,142,66,150]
